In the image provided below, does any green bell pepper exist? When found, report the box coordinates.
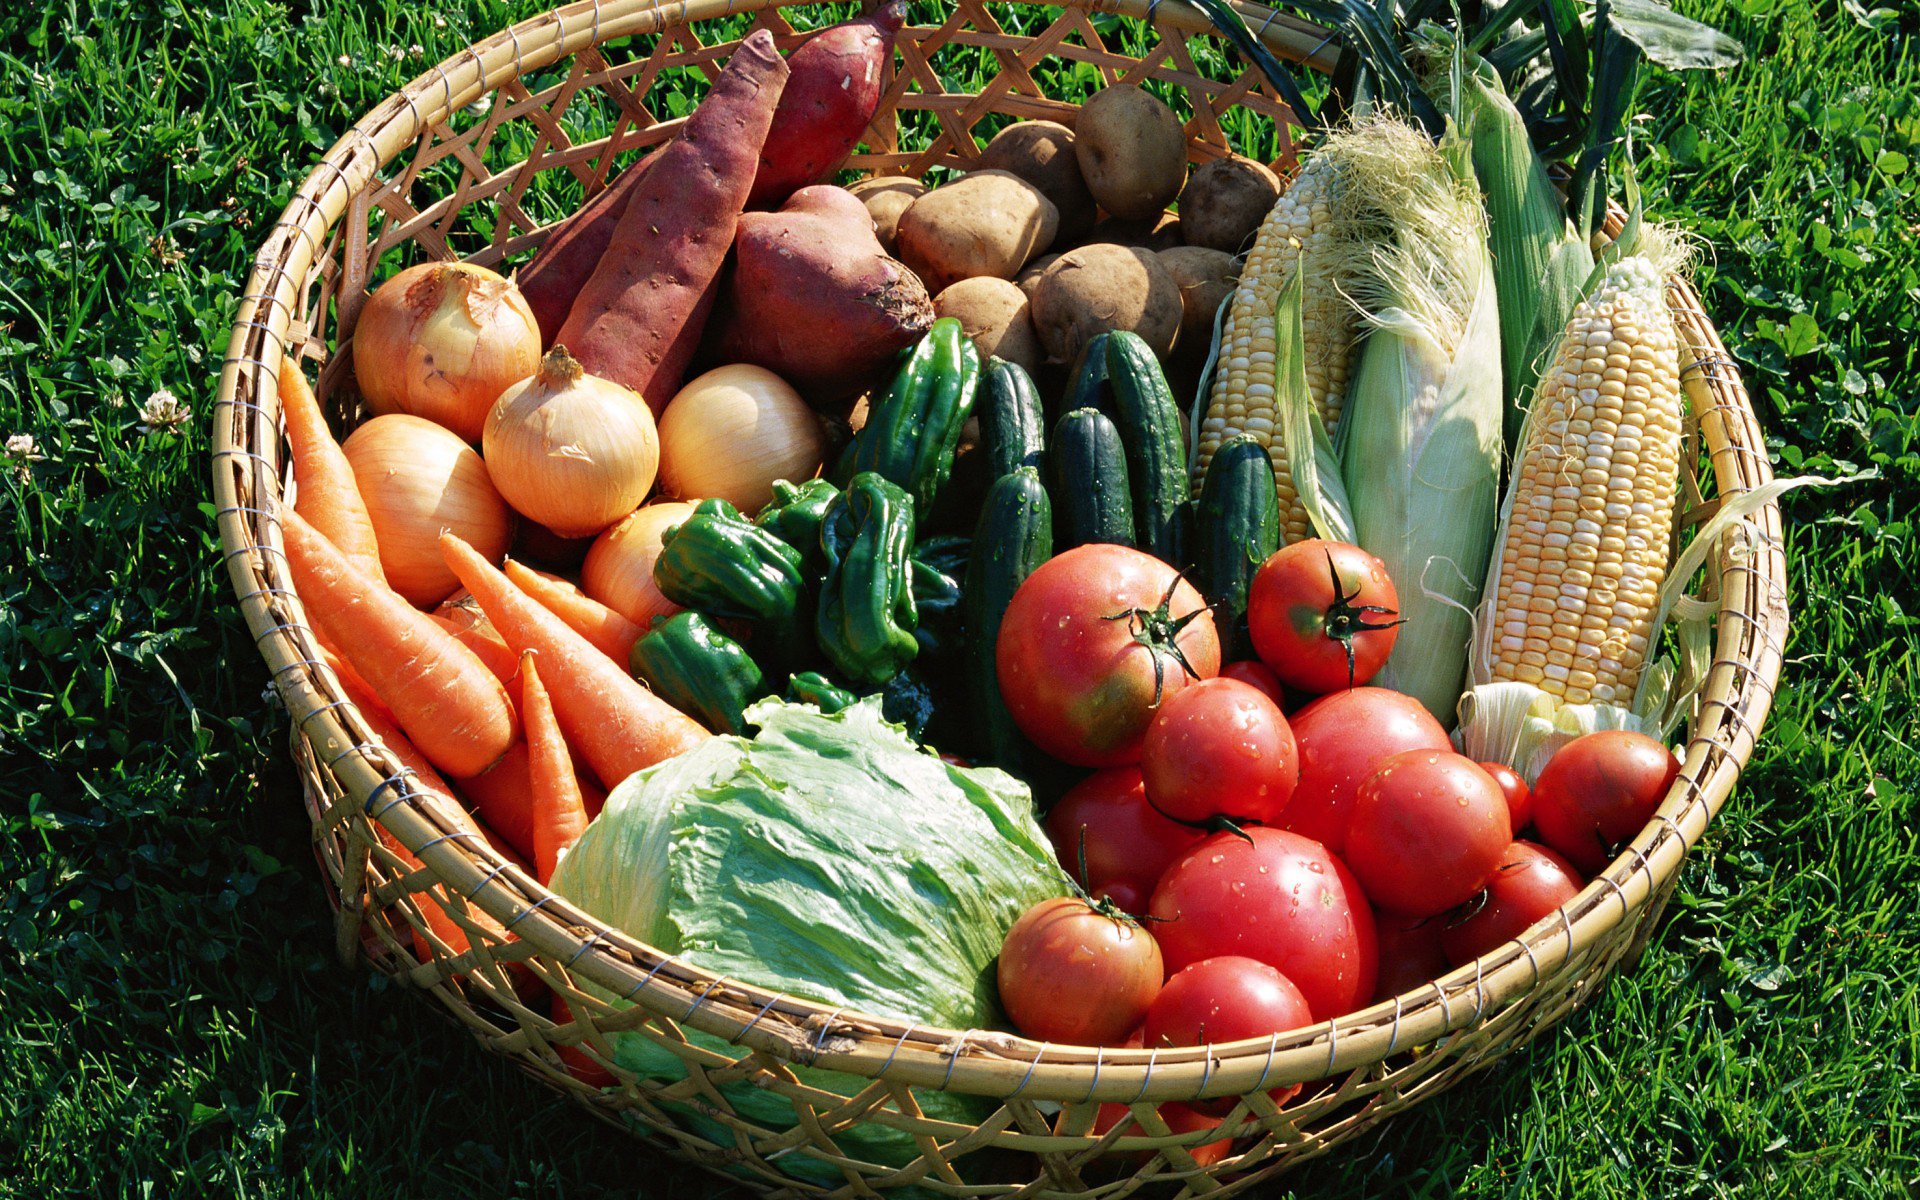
[816,472,919,688]
[653,497,806,642]
[628,611,768,736]
[754,478,840,577]
[784,671,858,715]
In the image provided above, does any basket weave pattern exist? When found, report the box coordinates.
[211,1,1789,1194]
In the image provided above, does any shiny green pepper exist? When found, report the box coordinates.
[753,478,840,577]
[908,539,966,663]
[784,671,857,715]
[629,611,768,735]
[653,498,805,639]
[816,472,919,688]
[834,318,981,513]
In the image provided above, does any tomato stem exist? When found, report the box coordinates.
[1102,570,1206,708]
[1321,549,1405,688]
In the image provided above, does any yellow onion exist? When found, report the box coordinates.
[656,364,826,514]
[483,346,659,539]
[344,414,514,606]
[353,261,541,443]
[582,500,697,627]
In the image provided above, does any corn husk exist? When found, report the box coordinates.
[1330,116,1505,726]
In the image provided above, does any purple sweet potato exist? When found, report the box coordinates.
[515,152,654,346]
[556,31,789,413]
[747,1,904,210]
[714,185,933,395]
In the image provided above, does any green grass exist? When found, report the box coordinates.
[1,0,1915,1196]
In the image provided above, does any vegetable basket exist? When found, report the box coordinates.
[211,0,1789,1193]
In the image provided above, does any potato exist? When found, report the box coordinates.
[1178,157,1281,253]
[1015,253,1060,302]
[1088,212,1182,252]
[977,121,1096,241]
[1157,246,1238,361]
[1029,243,1182,363]
[934,278,1044,375]
[1074,85,1188,221]
[895,170,1060,294]
[848,176,927,253]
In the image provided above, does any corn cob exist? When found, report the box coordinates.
[1194,154,1353,544]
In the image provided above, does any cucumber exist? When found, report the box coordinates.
[1050,408,1135,550]
[979,357,1046,481]
[1195,434,1281,660]
[1060,330,1117,418]
[1106,330,1192,567]
[962,467,1053,771]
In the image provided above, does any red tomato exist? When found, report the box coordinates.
[1441,841,1583,965]
[1371,910,1449,1002]
[1045,768,1206,900]
[1345,751,1511,918]
[997,898,1163,1045]
[997,545,1221,766]
[1089,1064,1231,1166]
[1141,678,1298,825]
[1478,761,1533,833]
[1247,540,1402,694]
[1531,731,1681,874]
[1091,879,1149,914]
[1143,955,1314,1113]
[1148,828,1377,1020]
[1219,660,1286,707]
[1281,687,1451,854]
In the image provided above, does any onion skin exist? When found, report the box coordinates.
[344,414,514,607]
[354,262,541,444]
[656,364,826,514]
[582,500,696,628]
[483,346,660,539]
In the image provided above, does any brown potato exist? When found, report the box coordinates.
[848,177,927,253]
[934,277,1044,375]
[1029,243,1182,363]
[1015,253,1061,303]
[1157,246,1238,361]
[1178,157,1281,253]
[895,170,1060,294]
[977,121,1096,241]
[1088,211,1182,252]
[1073,85,1188,221]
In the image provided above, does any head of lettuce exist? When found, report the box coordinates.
[551,697,1073,1187]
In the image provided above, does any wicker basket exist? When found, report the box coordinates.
[211,1,1789,1193]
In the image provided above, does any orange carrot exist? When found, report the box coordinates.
[505,559,645,666]
[279,353,385,583]
[440,531,708,788]
[285,510,519,777]
[453,740,607,862]
[520,652,590,884]
[430,610,519,686]
[317,642,394,724]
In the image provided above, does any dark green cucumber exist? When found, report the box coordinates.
[979,357,1046,480]
[1050,408,1135,550]
[1060,330,1117,418]
[1195,435,1281,660]
[1106,330,1192,567]
[962,467,1053,770]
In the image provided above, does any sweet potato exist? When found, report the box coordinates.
[556,32,789,413]
[714,185,934,395]
[514,153,654,346]
[748,2,905,209]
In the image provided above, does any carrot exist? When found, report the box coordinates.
[279,353,385,582]
[551,993,618,1087]
[504,559,644,666]
[284,510,518,777]
[515,152,656,345]
[441,531,708,788]
[429,600,519,686]
[317,642,394,724]
[519,652,589,884]
[556,30,789,412]
[453,740,607,862]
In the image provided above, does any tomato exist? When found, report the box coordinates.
[1149,827,1377,1021]
[997,898,1163,1045]
[1142,955,1314,1113]
[998,545,1221,766]
[1478,761,1533,833]
[1141,678,1298,825]
[1091,879,1149,914]
[1531,730,1682,874]
[1441,841,1583,965]
[1246,540,1402,694]
[1371,910,1449,1002]
[1344,750,1511,918]
[1045,768,1206,900]
[1281,687,1450,854]
[1219,660,1286,707]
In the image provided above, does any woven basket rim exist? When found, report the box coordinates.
[210,0,1790,1107]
